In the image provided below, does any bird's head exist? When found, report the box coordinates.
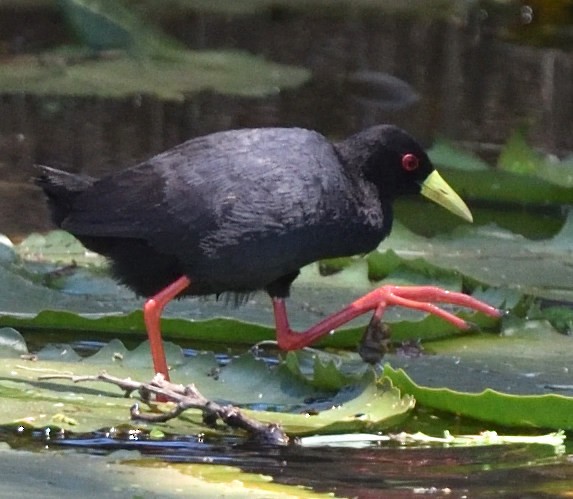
[340,125,473,223]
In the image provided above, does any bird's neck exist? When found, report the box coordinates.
[334,137,397,201]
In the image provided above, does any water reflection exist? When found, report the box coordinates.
[7,425,572,497]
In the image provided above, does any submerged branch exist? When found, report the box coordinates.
[39,371,289,445]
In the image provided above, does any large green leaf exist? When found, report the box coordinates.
[385,365,573,430]
[0,328,413,435]
[383,318,573,429]
[0,232,504,347]
[428,138,573,206]
[0,0,310,100]
[0,50,310,100]
[372,212,573,303]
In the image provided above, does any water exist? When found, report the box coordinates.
[2,423,572,497]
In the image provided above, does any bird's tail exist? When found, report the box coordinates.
[34,165,96,227]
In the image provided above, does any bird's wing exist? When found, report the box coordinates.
[62,128,352,250]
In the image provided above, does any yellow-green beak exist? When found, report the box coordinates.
[420,170,473,223]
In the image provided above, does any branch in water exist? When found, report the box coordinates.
[38,371,289,445]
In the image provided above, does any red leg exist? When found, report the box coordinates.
[273,285,501,351]
[143,275,191,381]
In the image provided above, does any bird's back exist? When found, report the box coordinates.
[38,128,388,296]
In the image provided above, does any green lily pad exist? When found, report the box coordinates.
[373,211,573,303]
[0,233,505,347]
[0,329,413,435]
[385,365,573,430]
[383,318,573,429]
[428,138,573,206]
[0,0,310,100]
[0,50,310,101]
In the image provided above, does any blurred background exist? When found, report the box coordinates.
[0,0,572,238]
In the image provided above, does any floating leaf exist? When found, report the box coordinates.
[0,233,505,347]
[0,50,310,101]
[0,446,330,498]
[0,329,413,435]
[383,318,573,429]
[385,365,573,430]
[428,138,490,172]
[428,137,573,206]
[0,0,310,100]
[375,213,573,303]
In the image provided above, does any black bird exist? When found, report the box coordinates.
[35,126,499,380]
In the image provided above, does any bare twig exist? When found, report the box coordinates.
[39,372,289,445]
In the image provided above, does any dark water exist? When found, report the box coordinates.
[1,1,573,496]
[3,414,573,497]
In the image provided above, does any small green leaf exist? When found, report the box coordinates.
[527,304,573,334]
[498,127,545,176]
[497,128,573,189]
[149,428,165,439]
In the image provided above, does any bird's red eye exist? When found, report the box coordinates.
[401,153,419,171]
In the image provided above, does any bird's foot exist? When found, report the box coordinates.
[273,285,501,351]
[354,285,501,331]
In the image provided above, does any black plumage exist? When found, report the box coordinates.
[35,126,432,299]
[35,125,498,380]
